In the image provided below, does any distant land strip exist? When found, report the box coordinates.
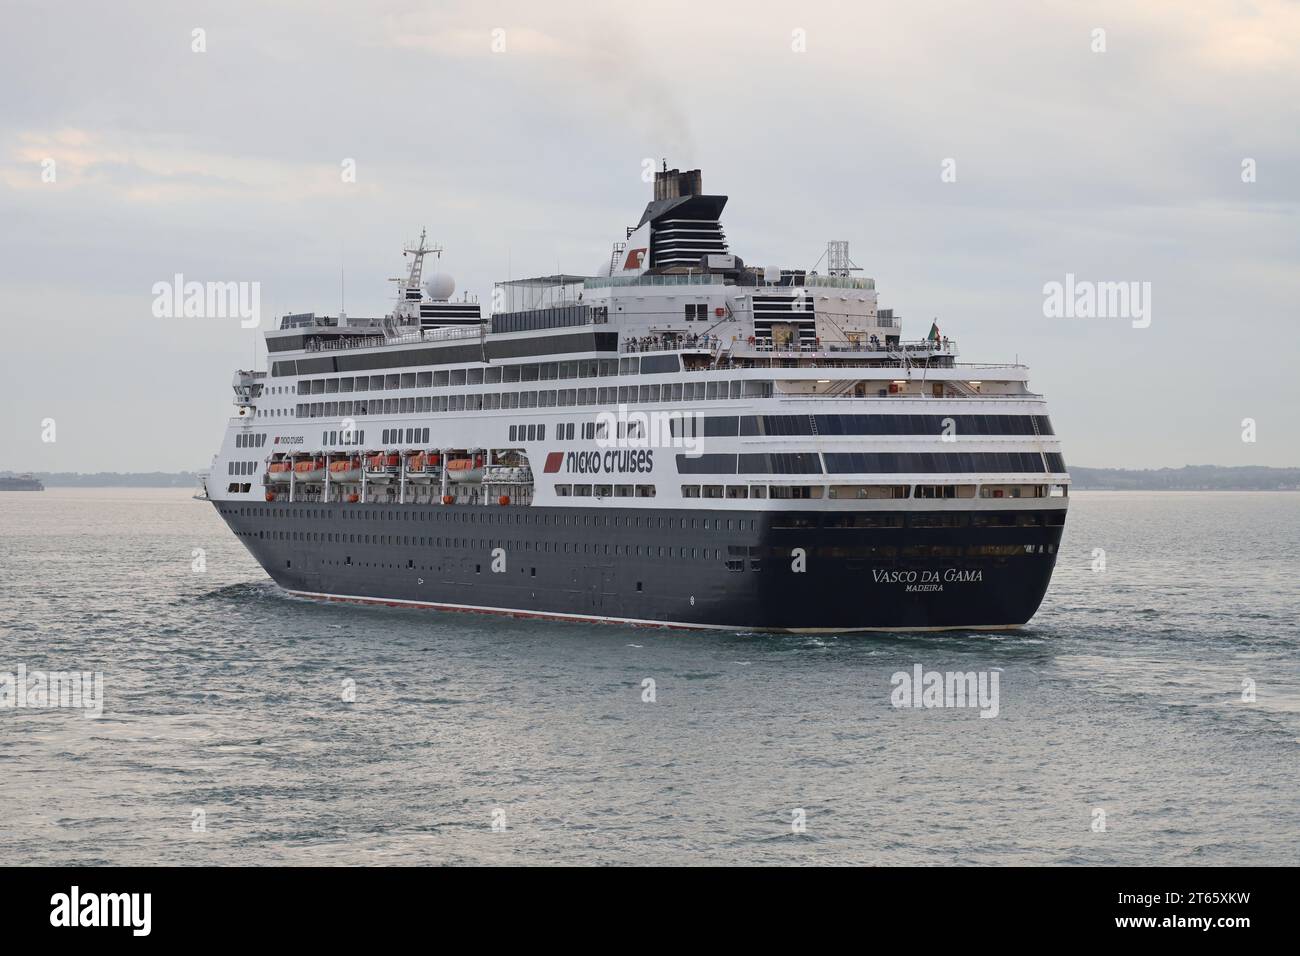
[3,466,1298,491]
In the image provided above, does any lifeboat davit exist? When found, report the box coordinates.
[364,452,400,482]
[329,457,361,482]
[266,461,292,483]
[405,452,437,482]
[484,466,532,484]
[293,457,326,481]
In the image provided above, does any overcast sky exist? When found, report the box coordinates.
[2,0,1297,472]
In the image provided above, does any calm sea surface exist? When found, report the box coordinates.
[1,488,1297,865]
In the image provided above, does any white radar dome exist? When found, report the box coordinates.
[423,274,455,300]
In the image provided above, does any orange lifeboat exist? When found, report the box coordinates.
[446,457,484,482]
[266,461,292,483]
[293,457,325,481]
[329,457,361,482]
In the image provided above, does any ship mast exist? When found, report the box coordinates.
[404,227,442,292]
[389,227,444,321]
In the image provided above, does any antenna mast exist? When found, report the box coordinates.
[389,227,444,321]
[826,241,862,278]
[404,227,442,293]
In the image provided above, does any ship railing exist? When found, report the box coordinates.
[775,392,1045,402]
[585,273,725,290]
[584,273,880,292]
[304,325,481,354]
[801,275,877,290]
[743,338,956,356]
[621,336,719,354]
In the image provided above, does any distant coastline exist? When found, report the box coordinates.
[1,471,200,488]
[3,465,1298,491]
[1069,465,1300,491]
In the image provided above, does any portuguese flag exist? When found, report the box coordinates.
[927,320,941,342]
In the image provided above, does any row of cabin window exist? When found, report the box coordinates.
[235,433,267,448]
[672,414,1058,438]
[678,483,1060,504]
[221,503,1061,533]
[765,509,1062,528]
[379,428,425,445]
[512,421,639,443]
[227,461,258,475]
[678,484,909,502]
[294,357,649,395]
[507,421,639,444]
[675,452,1066,475]
[224,504,761,535]
[682,485,824,500]
[297,365,759,396]
[553,484,657,498]
[322,429,367,446]
[293,380,771,419]
[508,424,546,442]
[268,530,721,563]
[345,420,640,444]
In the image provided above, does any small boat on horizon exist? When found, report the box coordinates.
[0,473,45,492]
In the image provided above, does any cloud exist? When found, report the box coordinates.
[1,129,381,202]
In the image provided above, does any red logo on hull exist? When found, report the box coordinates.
[543,451,563,474]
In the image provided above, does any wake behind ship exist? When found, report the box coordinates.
[202,167,1069,631]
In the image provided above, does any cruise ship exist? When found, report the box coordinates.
[202,166,1069,631]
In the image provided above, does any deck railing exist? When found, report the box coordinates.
[302,325,482,354]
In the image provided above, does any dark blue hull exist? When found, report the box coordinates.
[213,500,1065,632]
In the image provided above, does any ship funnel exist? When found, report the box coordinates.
[654,166,703,200]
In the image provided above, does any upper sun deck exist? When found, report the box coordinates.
[263,308,1017,386]
[260,166,993,376]
[582,272,877,292]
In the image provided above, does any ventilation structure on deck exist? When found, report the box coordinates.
[419,302,482,330]
[752,293,817,349]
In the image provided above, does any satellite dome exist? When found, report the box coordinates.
[423,274,455,300]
